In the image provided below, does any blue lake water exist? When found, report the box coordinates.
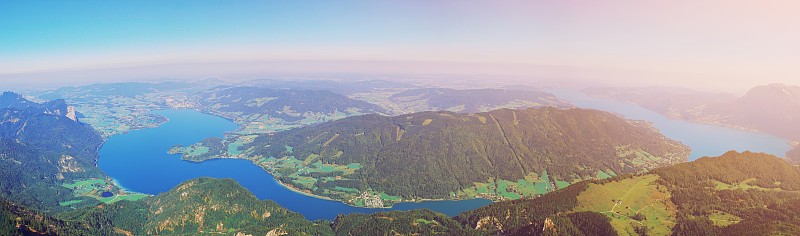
[550,89,791,160]
[97,109,491,220]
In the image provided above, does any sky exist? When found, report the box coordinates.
[1,0,799,91]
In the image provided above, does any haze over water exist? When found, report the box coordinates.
[552,90,791,160]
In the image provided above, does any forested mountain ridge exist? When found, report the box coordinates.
[3,178,335,235]
[331,209,483,235]
[174,107,689,207]
[0,92,106,212]
[454,151,800,235]
[0,92,78,121]
[59,178,334,236]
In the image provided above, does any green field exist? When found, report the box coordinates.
[456,171,556,200]
[61,179,149,206]
[380,192,401,201]
[100,194,149,204]
[414,218,438,225]
[258,155,372,204]
[58,199,84,206]
[227,141,244,155]
[712,178,779,191]
[707,210,742,227]
[63,179,105,189]
[596,170,617,179]
[573,174,676,236]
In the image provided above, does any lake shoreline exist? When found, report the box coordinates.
[177,153,492,209]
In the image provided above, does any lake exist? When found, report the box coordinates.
[550,89,791,160]
[97,109,491,220]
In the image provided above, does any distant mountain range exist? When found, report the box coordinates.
[584,84,800,162]
[243,79,418,95]
[705,84,800,140]
[584,84,800,140]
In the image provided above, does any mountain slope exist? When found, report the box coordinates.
[584,84,800,141]
[143,178,333,235]
[331,209,482,235]
[456,151,800,235]
[0,92,105,211]
[175,107,689,207]
[60,178,334,236]
[704,83,800,140]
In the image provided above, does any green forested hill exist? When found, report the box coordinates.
[176,107,689,206]
[252,107,688,200]
[143,178,333,235]
[4,178,334,235]
[455,151,800,235]
[61,178,334,236]
[331,209,482,235]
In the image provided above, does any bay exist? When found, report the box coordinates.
[97,109,491,220]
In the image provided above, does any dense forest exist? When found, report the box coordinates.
[651,151,800,235]
[241,107,689,199]
[59,178,335,235]
[788,146,800,163]
[453,151,800,235]
[331,209,482,235]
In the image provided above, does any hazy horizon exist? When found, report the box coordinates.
[3,0,799,92]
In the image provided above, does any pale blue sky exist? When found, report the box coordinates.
[1,1,546,72]
[1,1,798,90]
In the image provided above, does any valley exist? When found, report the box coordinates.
[1,81,797,235]
[4,1,799,234]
